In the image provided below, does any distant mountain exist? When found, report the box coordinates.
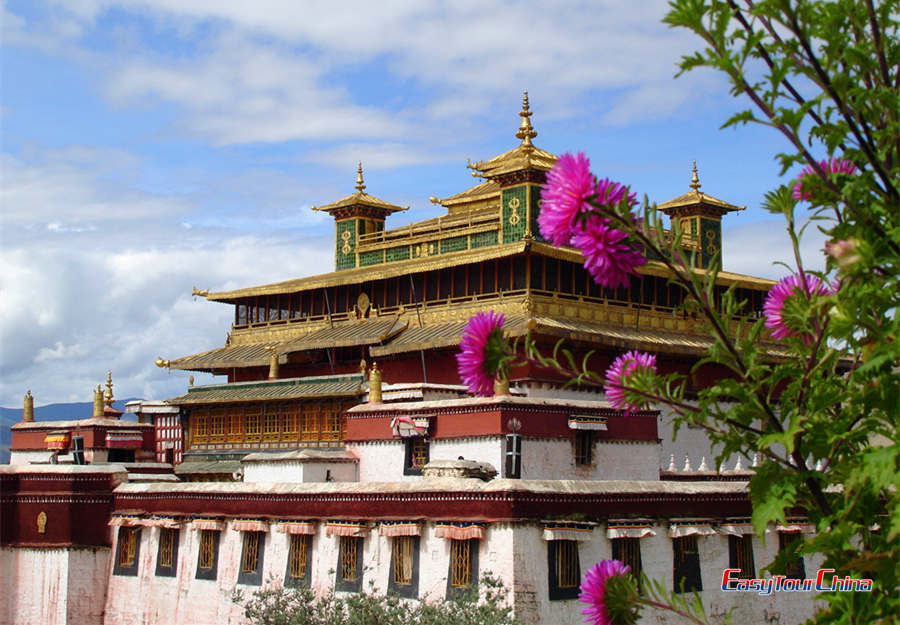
[0,399,141,464]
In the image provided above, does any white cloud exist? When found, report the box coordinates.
[10,1,717,145]
[0,144,335,406]
[723,219,829,280]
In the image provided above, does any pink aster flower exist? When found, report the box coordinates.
[580,560,638,625]
[573,216,647,289]
[456,311,507,397]
[604,350,657,412]
[792,158,858,201]
[539,152,597,246]
[763,274,833,342]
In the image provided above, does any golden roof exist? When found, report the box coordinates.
[431,180,500,208]
[201,239,772,305]
[658,162,745,214]
[204,241,532,302]
[164,317,408,372]
[311,163,408,215]
[467,144,558,179]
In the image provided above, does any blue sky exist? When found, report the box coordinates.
[0,0,828,407]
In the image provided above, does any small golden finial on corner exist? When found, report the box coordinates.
[155,357,170,369]
[690,160,701,191]
[104,371,114,407]
[355,162,366,193]
[192,286,209,298]
[516,90,537,150]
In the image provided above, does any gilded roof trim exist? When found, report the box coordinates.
[311,191,408,214]
[168,318,409,372]
[206,242,530,302]
[658,190,745,213]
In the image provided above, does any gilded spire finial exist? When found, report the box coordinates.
[355,162,366,193]
[104,371,114,407]
[690,160,701,191]
[24,389,34,422]
[515,91,537,150]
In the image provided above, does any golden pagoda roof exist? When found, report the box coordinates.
[204,241,532,302]
[658,161,745,214]
[431,180,500,208]
[200,239,772,304]
[467,91,558,179]
[311,162,408,215]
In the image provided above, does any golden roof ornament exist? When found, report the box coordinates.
[690,160,701,191]
[355,162,366,194]
[515,91,537,151]
[104,371,115,407]
[24,389,34,422]
[92,385,104,418]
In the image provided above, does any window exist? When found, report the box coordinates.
[192,410,208,444]
[574,431,594,466]
[210,408,226,443]
[237,532,265,585]
[673,536,702,593]
[611,538,643,589]
[504,434,522,478]
[336,536,363,592]
[263,410,280,442]
[778,532,806,580]
[245,407,261,443]
[195,530,220,580]
[547,540,580,600]
[404,438,429,475]
[447,539,479,597]
[155,528,179,577]
[113,527,141,576]
[728,534,755,579]
[388,536,420,598]
[285,534,312,587]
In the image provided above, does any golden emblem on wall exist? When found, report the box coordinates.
[357,292,371,317]
[37,511,47,534]
[705,229,718,254]
[508,197,521,226]
[341,230,353,255]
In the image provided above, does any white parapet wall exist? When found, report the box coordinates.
[0,546,110,625]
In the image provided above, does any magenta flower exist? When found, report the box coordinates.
[573,216,647,288]
[792,158,858,201]
[604,350,657,412]
[763,274,833,342]
[456,311,507,396]
[580,560,638,625]
[539,152,597,246]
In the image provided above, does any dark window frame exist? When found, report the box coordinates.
[336,536,364,592]
[672,535,703,593]
[504,434,522,478]
[778,532,806,580]
[285,534,313,588]
[728,534,755,579]
[155,527,179,577]
[403,437,429,476]
[113,526,142,576]
[446,538,480,598]
[574,430,594,466]
[237,531,266,586]
[611,537,643,591]
[547,539,581,600]
[387,535,420,598]
[195,529,221,580]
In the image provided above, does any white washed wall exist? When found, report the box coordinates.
[0,546,109,625]
[242,460,357,483]
[510,522,825,625]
